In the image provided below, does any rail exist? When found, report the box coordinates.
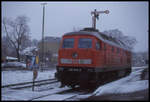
[2,78,57,88]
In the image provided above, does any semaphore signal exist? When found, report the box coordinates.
[91,9,109,29]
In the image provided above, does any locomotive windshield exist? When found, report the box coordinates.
[78,38,92,48]
[62,38,74,48]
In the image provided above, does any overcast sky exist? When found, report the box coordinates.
[2,1,149,52]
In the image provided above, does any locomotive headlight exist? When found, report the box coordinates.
[72,52,78,58]
[59,67,64,71]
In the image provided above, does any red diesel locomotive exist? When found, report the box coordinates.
[55,28,131,88]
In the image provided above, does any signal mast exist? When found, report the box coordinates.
[91,9,109,29]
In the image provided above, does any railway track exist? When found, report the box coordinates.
[2,78,92,101]
[2,79,58,89]
[30,86,93,101]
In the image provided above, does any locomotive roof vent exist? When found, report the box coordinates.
[80,27,99,32]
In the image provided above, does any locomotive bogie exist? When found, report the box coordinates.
[55,66,131,88]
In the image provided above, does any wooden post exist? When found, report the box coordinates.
[32,77,35,91]
[32,69,38,91]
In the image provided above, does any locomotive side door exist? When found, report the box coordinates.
[103,43,107,67]
[95,39,101,67]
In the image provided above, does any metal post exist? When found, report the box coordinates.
[41,3,47,71]
[92,15,96,29]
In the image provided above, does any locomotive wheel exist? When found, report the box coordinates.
[118,70,126,78]
[122,68,131,77]
[126,68,131,75]
[80,82,87,89]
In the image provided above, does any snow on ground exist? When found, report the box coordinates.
[35,93,77,101]
[2,69,56,86]
[2,66,148,101]
[132,66,148,70]
[93,66,148,96]
[2,86,70,100]
[66,94,92,101]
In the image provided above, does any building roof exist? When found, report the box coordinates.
[20,46,38,55]
[6,56,18,60]
[44,36,61,43]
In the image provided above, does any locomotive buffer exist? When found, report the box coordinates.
[91,9,109,29]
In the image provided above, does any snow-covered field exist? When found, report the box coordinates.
[2,69,56,86]
[1,66,149,101]
[2,85,71,100]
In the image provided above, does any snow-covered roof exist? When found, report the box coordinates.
[20,46,38,55]
[6,56,18,60]
[44,36,61,43]
[64,30,131,51]
[2,61,26,68]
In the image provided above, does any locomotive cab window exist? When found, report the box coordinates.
[78,38,92,48]
[62,38,74,48]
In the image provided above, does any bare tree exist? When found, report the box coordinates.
[103,29,137,50]
[2,36,16,58]
[2,16,31,62]
[132,51,148,67]
[31,38,39,47]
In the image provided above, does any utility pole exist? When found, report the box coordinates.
[91,9,109,29]
[41,3,47,71]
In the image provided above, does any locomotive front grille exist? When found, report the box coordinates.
[57,67,95,72]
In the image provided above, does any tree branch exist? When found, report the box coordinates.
[3,20,17,50]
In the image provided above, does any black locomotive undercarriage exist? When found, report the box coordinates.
[55,66,131,88]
